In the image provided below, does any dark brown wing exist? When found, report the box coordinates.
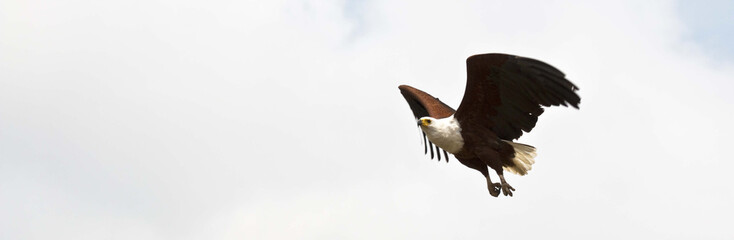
[398,85,455,162]
[398,85,456,119]
[454,53,580,140]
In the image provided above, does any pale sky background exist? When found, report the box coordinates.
[1,0,733,239]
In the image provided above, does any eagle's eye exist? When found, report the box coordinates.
[420,118,432,126]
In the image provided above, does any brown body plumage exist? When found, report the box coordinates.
[399,53,580,197]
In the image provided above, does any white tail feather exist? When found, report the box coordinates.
[502,140,537,176]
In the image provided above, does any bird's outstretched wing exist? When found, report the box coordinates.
[454,53,580,140]
[398,85,456,119]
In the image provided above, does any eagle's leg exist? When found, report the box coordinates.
[497,172,515,197]
[457,157,501,197]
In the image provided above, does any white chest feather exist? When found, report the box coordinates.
[420,115,464,154]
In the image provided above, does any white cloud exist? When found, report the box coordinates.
[1,0,733,239]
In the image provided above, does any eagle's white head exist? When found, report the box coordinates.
[418,115,464,154]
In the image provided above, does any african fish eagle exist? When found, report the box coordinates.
[398,53,580,197]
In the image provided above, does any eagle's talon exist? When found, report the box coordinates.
[488,183,501,197]
[501,183,515,197]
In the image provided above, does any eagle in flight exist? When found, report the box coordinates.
[399,53,580,197]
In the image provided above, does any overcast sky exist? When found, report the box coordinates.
[2,0,733,239]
